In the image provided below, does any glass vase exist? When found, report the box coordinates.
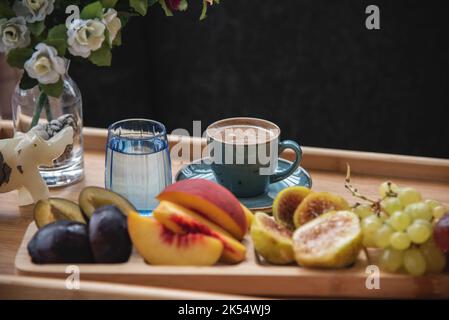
[11,72,84,187]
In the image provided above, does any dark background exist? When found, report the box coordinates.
[69,0,449,158]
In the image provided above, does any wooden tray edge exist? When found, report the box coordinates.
[2,119,448,182]
[15,222,449,299]
[0,274,261,300]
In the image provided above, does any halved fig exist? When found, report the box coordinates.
[292,210,362,268]
[34,198,86,228]
[293,192,349,227]
[250,211,294,264]
[79,186,136,218]
[272,186,312,230]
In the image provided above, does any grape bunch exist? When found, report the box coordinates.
[351,181,448,276]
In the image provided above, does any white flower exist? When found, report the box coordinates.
[102,8,121,45]
[13,0,55,23]
[0,17,30,53]
[67,19,105,58]
[24,43,65,84]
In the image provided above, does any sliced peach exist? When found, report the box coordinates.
[241,204,254,230]
[157,179,247,240]
[154,201,246,264]
[128,211,223,266]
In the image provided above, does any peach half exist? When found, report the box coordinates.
[157,179,248,240]
[154,201,247,264]
[128,211,223,266]
[240,204,254,230]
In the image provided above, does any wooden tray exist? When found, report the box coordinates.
[5,121,449,298]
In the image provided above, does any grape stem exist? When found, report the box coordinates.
[383,182,398,198]
[345,164,378,205]
[363,247,371,265]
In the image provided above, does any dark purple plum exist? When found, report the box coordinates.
[89,205,132,263]
[28,220,93,264]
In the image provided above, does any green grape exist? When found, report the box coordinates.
[379,181,399,198]
[363,231,376,247]
[379,248,404,273]
[420,240,446,273]
[388,211,411,231]
[407,220,432,244]
[374,224,394,248]
[381,197,404,216]
[390,231,411,250]
[362,215,382,234]
[378,212,389,222]
[403,248,427,276]
[424,199,440,210]
[404,202,432,222]
[433,206,448,220]
[398,187,422,207]
[353,204,375,219]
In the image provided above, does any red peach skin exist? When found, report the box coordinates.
[157,179,248,240]
[128,211,223,266]
[154,201,246,263]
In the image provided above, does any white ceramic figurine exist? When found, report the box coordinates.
[0,127,73,206]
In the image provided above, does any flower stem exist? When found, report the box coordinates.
[30,91,49,128]
[44,99,53,122]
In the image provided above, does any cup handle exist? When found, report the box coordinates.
[269,140,302,183]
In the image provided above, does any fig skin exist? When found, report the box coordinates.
[293,211,362,268]
[28,220,93,264]
[89,205,132,263]
[34,198,86,229]
[293,192,349,228]
[79,186,136,219]
[250,212,294,264]
[272,186,312,230]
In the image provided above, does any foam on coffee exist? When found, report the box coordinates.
[209,125,278,145]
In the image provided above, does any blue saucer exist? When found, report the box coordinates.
[175,158,312,211]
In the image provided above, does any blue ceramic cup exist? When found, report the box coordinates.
[205,117,302,198]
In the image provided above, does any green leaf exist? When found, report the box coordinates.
[199,0,208,20]
[47,24,67,40]
[80,1,103,19]
[118,14,130,27]
[19,72,38,90]
[112,30,121,46]
[0,2,14,19]
[6,47,34,68]
[43,39,67,56]
[101,0,118,8]
[159,0,173,17]
[89,44,112,66]
[40,78,63,98]
[200,0,207,20]
[129,0,148,15]
[44,24,68,56]
[28,21,45,36]
[179,0,188,11]
[149,0,159,6]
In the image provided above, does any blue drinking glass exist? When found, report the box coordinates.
[105,119,172,215]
